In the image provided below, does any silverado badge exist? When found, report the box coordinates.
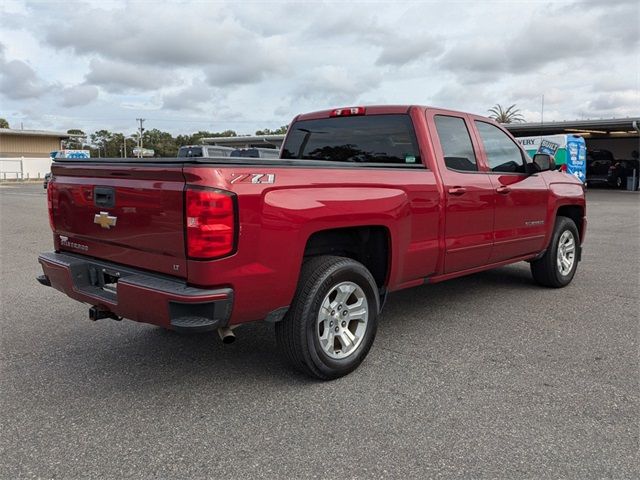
[94,211,117,229]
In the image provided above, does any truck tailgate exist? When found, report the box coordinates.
[49,162,187,277]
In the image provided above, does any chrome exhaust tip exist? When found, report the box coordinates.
[217,326,236,344]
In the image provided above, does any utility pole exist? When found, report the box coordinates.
[122,135,127,158]
[541,94,545,125]
[136,118,145,158]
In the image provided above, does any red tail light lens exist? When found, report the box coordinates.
[47,181,56,231]
[185,187,236,259]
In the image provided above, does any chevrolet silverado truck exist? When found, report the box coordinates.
[38,105,586,379]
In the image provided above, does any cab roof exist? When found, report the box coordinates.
[294,105,476,122]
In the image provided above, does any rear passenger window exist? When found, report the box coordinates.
[434,115,478,172]
[475,121,526,173]
[281,114,422,166]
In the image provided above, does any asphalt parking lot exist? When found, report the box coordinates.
[0,183,638,479]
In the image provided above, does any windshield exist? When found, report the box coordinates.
[178,146,203,157]
[281,114,422,165]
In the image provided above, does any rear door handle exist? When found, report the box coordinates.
[448,186,467,196]
[496,185,511,194]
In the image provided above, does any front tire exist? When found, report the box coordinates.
[275,255,379,380]
[531,216,580,288]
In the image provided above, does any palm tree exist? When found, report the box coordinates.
[488,104,524,123]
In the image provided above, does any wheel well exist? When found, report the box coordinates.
[557,205,584,239]
[303,226,390,288]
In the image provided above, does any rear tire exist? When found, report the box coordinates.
[275,255,379,380]
[531,216,580,288]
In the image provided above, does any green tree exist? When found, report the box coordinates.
[111,133,137,157]
[207,130,237,138]
[122,136,137,157]
[90,130,112,157]
[175,134,194,148]
[65,129,87,149]
[142,128,179,157]
[488,104,524,123]
[86,128,243,158]
[175,130,238,148]
[255,125,288,135]
[0,118,9,128]
[90,130,127,157]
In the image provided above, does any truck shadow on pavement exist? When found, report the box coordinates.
[382,261,538,307]
[38,263,540,391]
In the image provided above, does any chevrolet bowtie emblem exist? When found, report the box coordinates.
[94,211,117,229]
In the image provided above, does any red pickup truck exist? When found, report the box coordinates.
[38,105,586,379]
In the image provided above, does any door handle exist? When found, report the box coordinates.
[94,187,115,207]
[448,186,467,196]
[496,185,511,194]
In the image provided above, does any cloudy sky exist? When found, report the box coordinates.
[0,0,638,136]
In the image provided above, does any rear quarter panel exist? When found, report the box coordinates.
[183,165,441,324]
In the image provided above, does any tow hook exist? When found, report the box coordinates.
[217,326,236,344]
[89,305,122,321]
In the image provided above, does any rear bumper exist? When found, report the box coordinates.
[37,252,233,332]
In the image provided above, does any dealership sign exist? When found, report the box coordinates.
[50,150,91,159]
[516,134,586,182]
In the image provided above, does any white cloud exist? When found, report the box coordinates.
[0,0,636,135]
[0,42,52,99]
[85,58,177,93]
[586,91,640,117]
[43,2,291,70]
[162,80,219,111]
[61,84,99,107]
[293,65,383,105]
[376,35,441,67]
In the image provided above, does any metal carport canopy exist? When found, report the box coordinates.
[199,117,640,148]
[505,118,640,138]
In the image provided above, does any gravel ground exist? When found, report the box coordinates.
[1,184,638,479]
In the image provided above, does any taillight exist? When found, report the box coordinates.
[330,106,365,117]
[185,187,236,259]
[47,181,56,231]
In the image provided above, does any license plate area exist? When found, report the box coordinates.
[74,264,129,303]
[88,266,120,296]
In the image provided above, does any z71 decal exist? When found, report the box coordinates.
[229,173,276,184]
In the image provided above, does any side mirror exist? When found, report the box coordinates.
[532,154,555,172]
